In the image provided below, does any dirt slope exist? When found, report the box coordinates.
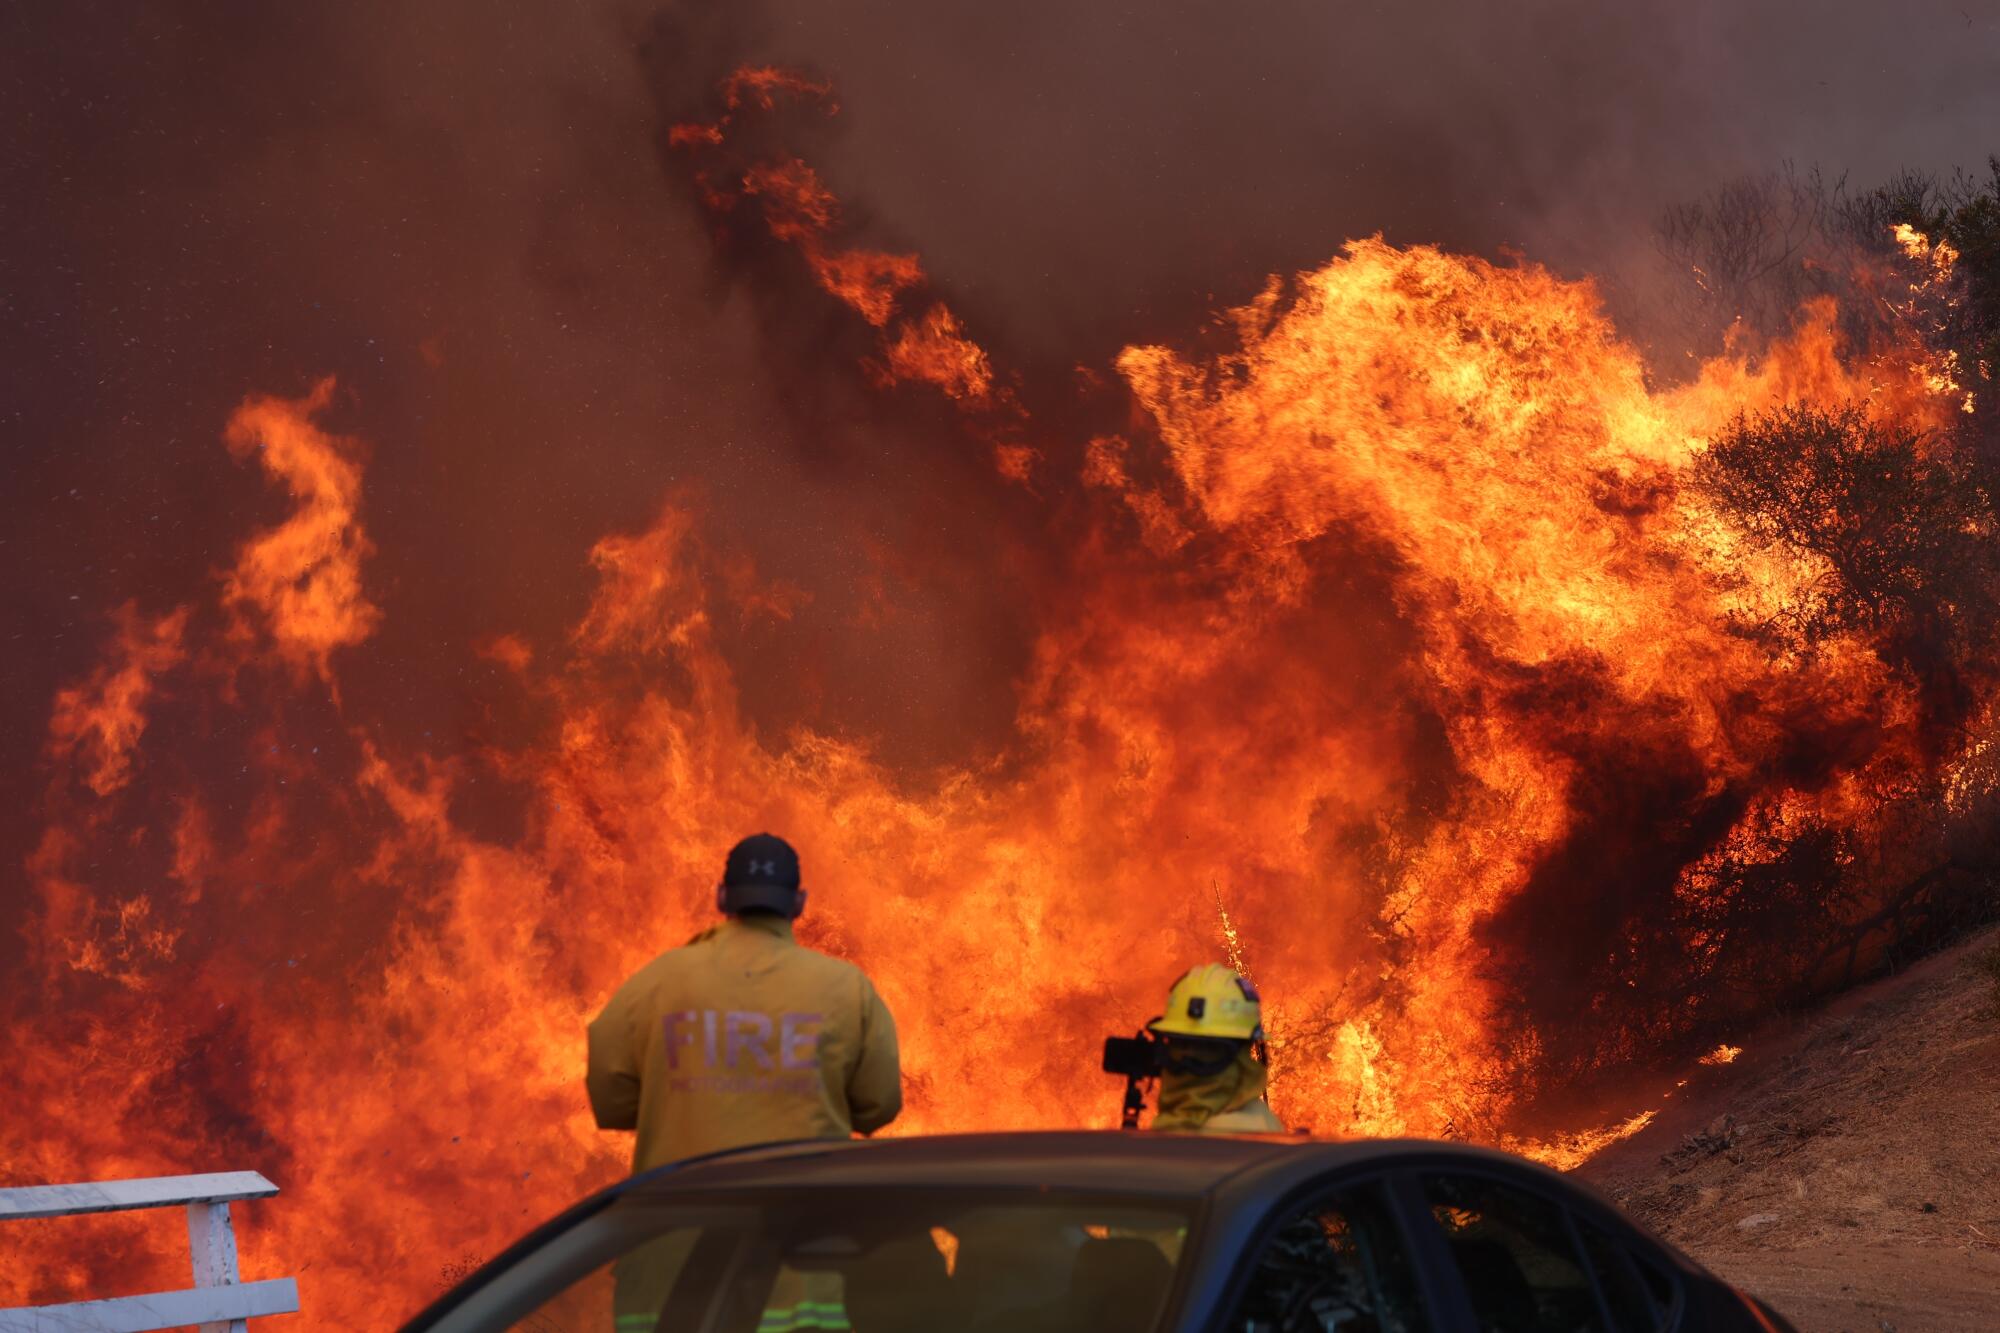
[1579,926,2000,1332]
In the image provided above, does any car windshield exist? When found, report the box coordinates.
[499,1190,1195,1333]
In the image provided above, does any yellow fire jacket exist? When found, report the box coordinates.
[587,915,902,1173]
[1152,1047,1286,1134]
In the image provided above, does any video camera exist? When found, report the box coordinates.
[1102,1033,1163,1080]
[1101,1030,1161,1130]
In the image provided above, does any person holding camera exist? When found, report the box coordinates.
[1145,963,1284,1133]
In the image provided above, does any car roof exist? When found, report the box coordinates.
[616,1130,1583,1204]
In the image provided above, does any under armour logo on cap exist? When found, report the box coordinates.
[723,834,801,889]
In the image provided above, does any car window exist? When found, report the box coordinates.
[759,1209,1186,1333]
[1576,1224,1665,1333]
[485,1196,1191,1333]
[498,1227,702,1333]
[1222,1181,1429,1333]
[1422,1175,1604,1333]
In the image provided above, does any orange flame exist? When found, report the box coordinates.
[869,304,995,401]
[45,605,190,798]
[220,379,379,683]
[670,66,1019,431]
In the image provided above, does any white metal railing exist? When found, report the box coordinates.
[0,1171,299,1333]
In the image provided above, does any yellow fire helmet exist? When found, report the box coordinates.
[1148,963,1264,1042]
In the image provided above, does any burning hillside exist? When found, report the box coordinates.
[7,27,2000,1333]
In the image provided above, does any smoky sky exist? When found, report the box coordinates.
[4,0,1997,911]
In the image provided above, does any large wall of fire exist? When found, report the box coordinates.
[6,7,1998,1328]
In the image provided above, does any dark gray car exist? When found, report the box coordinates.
[403,1132,1794,1333]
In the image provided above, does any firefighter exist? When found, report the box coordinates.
[587,833,901,1332]
[1147,963,1284,1134]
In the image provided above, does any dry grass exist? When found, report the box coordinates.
[1581,926,2000,1332]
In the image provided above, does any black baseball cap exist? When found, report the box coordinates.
[718,833,805,917]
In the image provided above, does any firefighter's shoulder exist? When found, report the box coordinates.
[787,937,874,982]
[603,931,716,1003]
